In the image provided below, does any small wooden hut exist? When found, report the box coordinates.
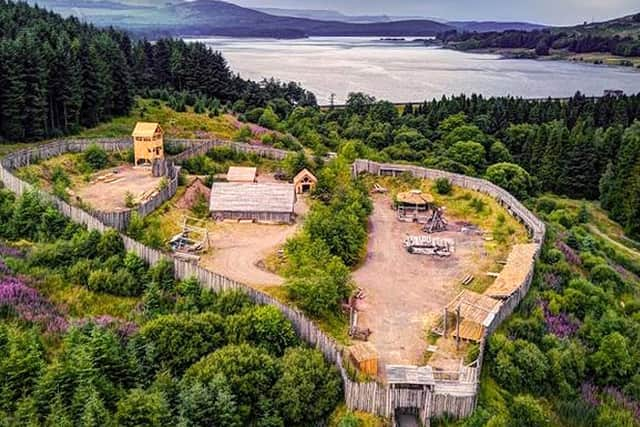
[293,168,317,194]
[396,189,433,222]
[349,342,379,376]
[132,122,164,166]
[226,166,257,183]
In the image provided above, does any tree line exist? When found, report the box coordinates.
[0,0,316,142]
[437,16,640,58]
[268,92,640,237]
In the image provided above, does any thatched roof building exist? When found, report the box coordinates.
[226,166,257,183]
[209,182,296,223]
[396,189,434,207]
[484,243,539,299]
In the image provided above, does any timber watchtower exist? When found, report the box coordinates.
[132,122,164,166]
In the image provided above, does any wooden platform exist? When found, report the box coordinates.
[446,290,501,327]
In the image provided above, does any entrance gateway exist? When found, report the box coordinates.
[387,365,435,426]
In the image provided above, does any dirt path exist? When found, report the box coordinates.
[588,224,640,260]
[353,195,485,369]
[199,197,308,288]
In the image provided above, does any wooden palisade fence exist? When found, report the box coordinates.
[0,141,545,426]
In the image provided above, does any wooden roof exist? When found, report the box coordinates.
[484,243,539,299]
[209,183,295,213]
[226,166,257,182]
[447,290,502,327]
[452,319,485,342]
[396,189,434,205]
[132,122,162,137]
[293,168,317,184]
[349,342,378,363]
[386,365,435,386]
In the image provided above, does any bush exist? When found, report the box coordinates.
[511,395,550,427]
[485,162,535,200]
[434,177,452,195]
[97,230,125,260]
[134,312,226,375]
[115,389,171,427]
[83,144,108,171]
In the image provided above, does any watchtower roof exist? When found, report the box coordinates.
[132,122,162,138]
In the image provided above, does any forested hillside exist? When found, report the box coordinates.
[438,12,640,57]
[237,92,640,238]
[0,0,315,142]
[0,189,341,426]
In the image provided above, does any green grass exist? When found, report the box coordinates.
[537,194,640,258]
[328,404,389,427]
[78,98,238,140]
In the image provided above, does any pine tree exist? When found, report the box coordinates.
[0,39,26,140]
[19,33,49,140]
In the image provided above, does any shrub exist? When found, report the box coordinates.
[536,197,558,214]
[83,144,108,171]
[134,312,226,375]
[148,260,175,292]
[67,259,93,287]
[87,269,114,293]
[469,197,486,213]
[97,230,125,260]
[485,162,535,200]
[115,389,171,427]
[511,395,550,427]
[124,192,136,209]
[434,177,452,195]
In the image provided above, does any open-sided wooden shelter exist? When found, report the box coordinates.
[441,290,502,343]
[293,168,317,194]
[396,189,433,222]
[349,342,379,376]
[132,122,164,166]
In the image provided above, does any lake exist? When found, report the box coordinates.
[189,36,640,104]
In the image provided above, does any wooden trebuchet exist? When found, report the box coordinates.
[424,207,448,233]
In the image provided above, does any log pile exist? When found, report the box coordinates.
[404,235,454,257]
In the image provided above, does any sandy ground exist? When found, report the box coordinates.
[75,165,162,211]
[352,195,486,369]
[198,195,309,288]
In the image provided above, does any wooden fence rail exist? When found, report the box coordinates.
[0,141,545,425]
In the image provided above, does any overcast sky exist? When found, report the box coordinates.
[233,0,639,26]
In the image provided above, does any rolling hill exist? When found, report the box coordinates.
[30,0,453,38]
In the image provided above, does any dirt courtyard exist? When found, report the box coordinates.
[75,165,162,211]
[198,196,309,288]
[353,195,487,369]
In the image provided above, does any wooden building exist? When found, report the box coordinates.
[396,189,433,222]
[132,122,164,166]
[349,342,379,376]
[293,168,317,194]
[227,166,257,182]
[209,182,296,223]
